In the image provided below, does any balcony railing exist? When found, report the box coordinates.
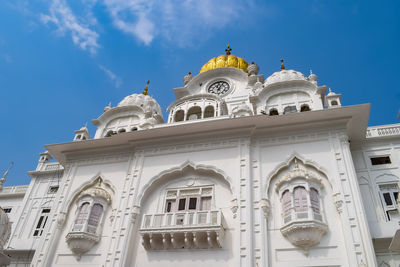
[0,185,28,197]
[140,210,224,250]
[366,124,400,138]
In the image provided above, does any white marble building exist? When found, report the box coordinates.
[1,47,400,267]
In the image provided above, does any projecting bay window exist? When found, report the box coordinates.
[280,184,324,225]
[66,184,112,258]
[33,208,51,237]
[72,199,106,234]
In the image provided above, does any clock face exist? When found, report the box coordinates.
[207,81,230,95]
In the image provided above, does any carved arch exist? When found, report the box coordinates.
[61,173,115,217]
[265,152,331,193]
[136,160,234,207]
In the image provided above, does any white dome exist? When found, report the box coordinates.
[265,70,306,85]
[117,94,162,115]
[0,208,11,249]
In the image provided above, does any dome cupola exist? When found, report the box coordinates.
[265,60,307,85]
[93,81,164,138]
[200,45,249,74]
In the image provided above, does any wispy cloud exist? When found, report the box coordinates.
[31,0,254,51]
[102,0,251,47]
[40,0,99,54]
[99,65,122,88]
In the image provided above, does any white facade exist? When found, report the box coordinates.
[1,50,400,267]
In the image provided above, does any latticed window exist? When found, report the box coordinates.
[88,204,103,227]
[164,186,213,213]
[293,187,307,212]
[310,188,320,214]
[75,202,90,225]
[280,184,324,224]
[281,190,291,217]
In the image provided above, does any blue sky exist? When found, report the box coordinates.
[0,0,399,186]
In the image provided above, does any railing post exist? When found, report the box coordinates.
[193,211,198,226]
[184,212,189,225]
[171,213,176,226]
[149,214,155,228]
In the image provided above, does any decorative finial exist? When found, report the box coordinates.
[84,122,88,128]
[329,87,332,93]
[310,69,313,75]
[183,72,193,85]
[225,44,232,55]
[142,80,150,95]
[280,59,285,70]
[104,102,111,112]
[294,158,299,169]
[0,162,14,189]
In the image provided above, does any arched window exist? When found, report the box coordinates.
[75,202,90,225]
[331,100,338,106]
[281,190,291,218]
[293,187,308,213]
[118,128,126,133]
[131,127,138,131]
[204,106,214,118]
[174,110,184,122]
[66,183,111,258]
[187,106,202,120]
[88,204,103,230]
[300,104,310,112]
[310,188,320,214]
[105,130,114,137]
[269,108,279,116]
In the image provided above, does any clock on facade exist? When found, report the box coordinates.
[207,81,230,95]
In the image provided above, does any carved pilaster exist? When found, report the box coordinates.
[130,206,140,225]
[56,212,66,229]
[260,198,270,219]
[230,198,238,218]
[333,192,344,214]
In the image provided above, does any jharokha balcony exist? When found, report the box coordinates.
[139,210,225,250]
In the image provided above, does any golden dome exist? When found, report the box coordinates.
[200,45,249,73]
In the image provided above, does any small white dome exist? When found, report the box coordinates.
[265,70,306,85]
[117,94,162,115]
[0,208,11,249]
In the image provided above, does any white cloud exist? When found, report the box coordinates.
[37,0,254,50]
[102,0,251,47]
[99,65,122,88]
[40,0,99,54]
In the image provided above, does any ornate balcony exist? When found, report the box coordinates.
[140,210,224,250]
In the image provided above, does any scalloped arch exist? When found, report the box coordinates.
[61,172,115,215]
[265,152,331,193]
[136,160,235,207]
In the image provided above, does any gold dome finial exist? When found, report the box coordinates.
[280,59,285,70]
[225,44,232,55]
[142,80,150,95]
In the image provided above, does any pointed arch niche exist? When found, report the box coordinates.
[266,155,332,252]
[137,161,234,250]
[64,176,114,260]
